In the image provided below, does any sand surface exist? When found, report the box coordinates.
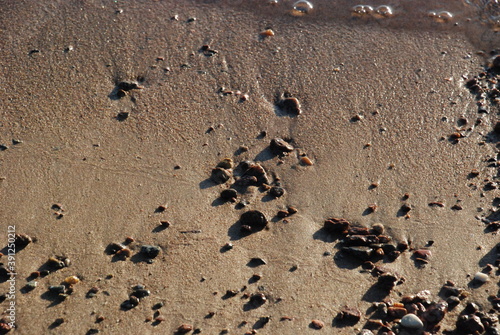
[0,1,499,334]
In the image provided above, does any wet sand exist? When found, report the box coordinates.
[0,0,499,334]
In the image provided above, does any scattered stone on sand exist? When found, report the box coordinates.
[310,319,324,329]
[240,210,268,232]
[140,245,161,259]
[156,204,167,212]
[177,324,193,333]
[277,95,302,115]
[14,233,32,249]
[473,271,489,283]
[456,314,485,334]
[323,218,350,234]
[249,292,267,306]
[337,306,361,324]
[160,220,171,228]
[117,81,142,91]
[220,188,237,201]
[47,256,71,270]
[260,29,275,37]
[400,313,424,329]
[63,276,80,286]
[300,156,314,166]
[270,138,294,154]
[211,167,232,184]
[269,185,284,198]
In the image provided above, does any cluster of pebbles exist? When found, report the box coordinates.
[465,54,500,115]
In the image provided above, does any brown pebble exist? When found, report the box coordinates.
[96,315,105,323]
[177,324,193,333]
[260,29,275,37]
[414,249,432,259]
[451,204,463,210]
[270,138,294,154]
[125,236,135,243]
[116,248,131,258]
[428,201,445,207]
[280,316,294,321]
[310,319,324,329]
[160,220,171,228]
[300,156,314,166]
[145,316,153,322]
[337,306,361,324]
[278,97,302,115]
[155,316,165,323]
[287,206,298,214]
[366,204,378,213]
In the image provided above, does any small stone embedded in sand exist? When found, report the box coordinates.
[49,285,66,295]
[140,245,161,259]
[269,185,284,198]
[249,292,267,306]
[240,210,268,232]
[414,249,432,260]
[300,156,313,166]
[14,233,32,249]
[220,188,237,201]
[177,324,193,333]
[323,218,350,234]
[211,167,232,184]
[400,313,424,329]
[270,138,294,154]
[117,81,142,91]
[473,272,489,283]
[260,29,275,37]
[278,96,302,115]
[310,319,324,329]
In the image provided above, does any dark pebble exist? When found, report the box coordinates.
[116,111,129,121]
[277,210,289,218]
[49,285,66,294]
[117,81,141,91]
[220,188,237,201]
[249,292,267,306]
[324,218,350,234]
[341,246,374,261]
[140,245,161,259]
[240,210,268,232]
[270,138,294,154]
[211,167,231,184]
[14,233,32,249]
[131,288,150,299]
[337,306,361,324]
[269,186,285,198]
[107,242,125,254]
[456,314,485,334]
[278,97,302,115]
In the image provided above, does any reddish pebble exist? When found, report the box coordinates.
[177,324,193,333]
[311,319,324,329]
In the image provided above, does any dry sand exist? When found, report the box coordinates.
[0,0,499,334]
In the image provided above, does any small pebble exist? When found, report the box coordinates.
[473,272,489,283]
[211,167,231,184]
[240,210,268,232]
[300,156,313,166]
[140,245,161,259]
[400,313,424,329]
[260,29,275,37]
[63,276,80,285]
[270,138,294,154]
[310,319,324,329]
[177,324,193,333]
[269,186,285,198]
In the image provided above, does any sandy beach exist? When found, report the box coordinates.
[0,0,499,334]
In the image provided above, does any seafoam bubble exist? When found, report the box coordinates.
[291,0,313,16]
[373,5,394,18]
[351,5,374,17]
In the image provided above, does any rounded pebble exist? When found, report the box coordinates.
[400,313,424,329]
[473,272,489,283]
[240,210,268,232]
[310,319,324,329]
[177,324,193,333]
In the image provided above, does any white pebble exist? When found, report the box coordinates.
[400,313,423,329]
[474,272,489,283]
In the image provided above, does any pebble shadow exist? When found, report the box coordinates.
[361,283,391,302]
[478,242,500,267]
[199,178,217,189]
[333,250,364,270]
[254,147,274,162]
[312,228,341,243]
